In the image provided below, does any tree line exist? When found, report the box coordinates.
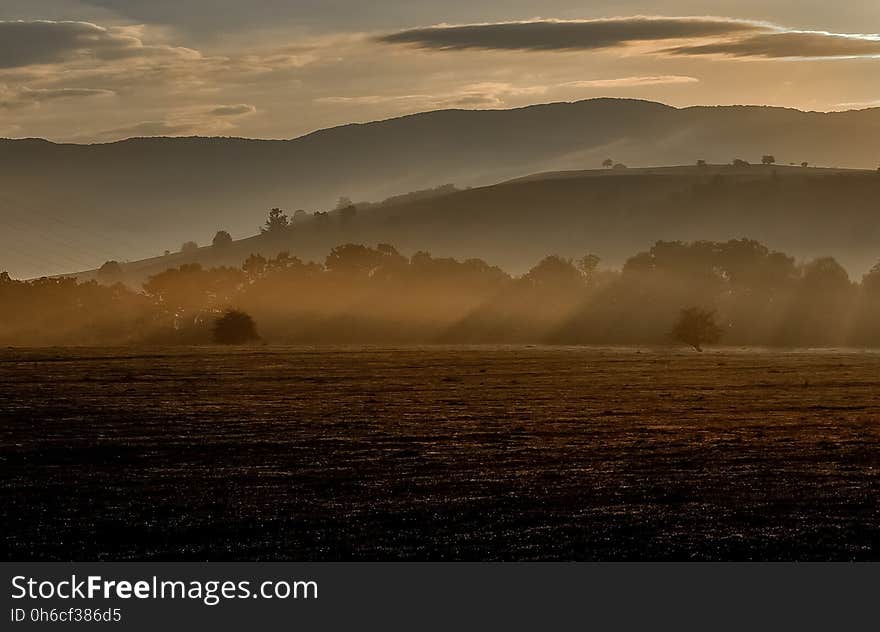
[2,238,879,347]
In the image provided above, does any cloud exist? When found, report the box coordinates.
[833,99,880,110]
[315,92,504,109]
[315,81,552,111]
[378,17,765,52]
[95,120,200,139]
[314,76,696,113]
[209,103,257,116]
[0,84,115,109]
[0,20,199,69]
[563,75,699,88]
[380,17,880,60]
[663,30,880,59]
[92,103,261,141]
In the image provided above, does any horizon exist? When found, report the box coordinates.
[4,96,880,145]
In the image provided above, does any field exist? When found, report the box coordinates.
[2,346,879,561]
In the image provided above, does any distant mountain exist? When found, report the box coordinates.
[2,98,880,278]
[86,164,880,284]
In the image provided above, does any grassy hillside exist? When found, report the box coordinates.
[92,164,880,284]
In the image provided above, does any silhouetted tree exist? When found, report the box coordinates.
[801,257,851,293]
[732,159,750,168]
[762,155,776,165]
[97,260,123,284]
[144,263,245,315]
[523,256,584,289]
[180,241,199,255]
[261,208,289,234]
[212,230,233,248]
[212,309,259,344]
[801,162,809,168]
[325,243,405,277]
[696,160,708,168]
[602,158,613,169]
[863,261,880,297]
[242,254,267,277]
[671,307,723,352]
[576,254,601,284]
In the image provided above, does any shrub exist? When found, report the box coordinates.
[212,309,260,344]
[671,307,723,352]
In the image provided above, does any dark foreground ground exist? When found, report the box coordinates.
[2,346,879,561]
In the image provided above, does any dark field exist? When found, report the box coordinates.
[2,346,880,561]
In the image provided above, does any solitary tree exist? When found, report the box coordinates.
[732,158,750,168]
[97,260,123,284]
[602,158,614,168]
[180,240,199,255]
[696,159,708,168]
[261,208,289,234]
[212,230,233,248]
[762,155,776,165]
[212,309,260,344]
[671,307,724,352]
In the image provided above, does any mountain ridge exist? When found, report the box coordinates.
[2,98,879,279]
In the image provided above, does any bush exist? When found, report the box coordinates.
[97,260,123,284]
[671,307,723,352]
[212,309,260,344]
[212,230,233,248]
[181,241,199,255]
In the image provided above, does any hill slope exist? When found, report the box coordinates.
[97,164,880,283]
[3,98,880,278]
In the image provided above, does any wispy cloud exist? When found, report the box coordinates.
[91,103,260,140]
[663,30,880,59]
[832,99,880,110]
[562,75,699,88]
[0,20,199,69]
[378,17,766,52]
[209,103,257,116]
[315,76,697,112]
[380,17,880,60]
[0,84,115,108]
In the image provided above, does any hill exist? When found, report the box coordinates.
[2,98,880,279]
[81,163,880,284]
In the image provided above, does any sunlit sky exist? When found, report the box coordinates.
[2,1,879,142]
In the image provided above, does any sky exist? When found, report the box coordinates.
[1,1,879,142]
